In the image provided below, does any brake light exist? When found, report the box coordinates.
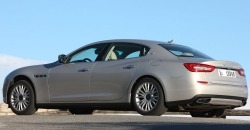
[197,81,209,84]
[238,69,245,77]
[184,63,215,72]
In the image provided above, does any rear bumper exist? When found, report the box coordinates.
[161,75,248,105]
[208,98,245,106]
[165,94,247,109]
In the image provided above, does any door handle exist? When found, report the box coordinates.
[123,65,135,69]
[78,68,90,72]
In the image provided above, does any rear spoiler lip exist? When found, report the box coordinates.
[215,66,241,70]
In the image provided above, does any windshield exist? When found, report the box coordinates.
[159,44,213,59]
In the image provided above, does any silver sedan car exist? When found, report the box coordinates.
[2,39,248,117]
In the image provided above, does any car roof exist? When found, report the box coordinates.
[93,39,168,46]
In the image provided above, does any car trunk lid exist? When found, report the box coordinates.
[180,57,246,87]
[202,60,245,86]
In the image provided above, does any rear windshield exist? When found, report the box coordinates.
[159,44,213,59]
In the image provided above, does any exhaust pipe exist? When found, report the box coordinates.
[195,98,211,104]
[242,101,247,106]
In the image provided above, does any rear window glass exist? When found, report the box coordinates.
[159,44,213,59]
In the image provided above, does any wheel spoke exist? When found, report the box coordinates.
[23,100,28,107]
[146,83,150,92]
[17,102,21,111]
[145,102,149,110]
[136,95,144,98]
[13,99,19,106]
[147,102,152,111]
[148,101,153,110]
[151,88,157,94]
[152,98,157,105]
[13,92,19,97]
[142,85,147,93]
[137,99,143,104]
[138,89,145,95]
[141,100,147,109]
[19,85,24,95]
[14,87,19,95]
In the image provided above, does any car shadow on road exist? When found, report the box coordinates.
[12,122,250,130]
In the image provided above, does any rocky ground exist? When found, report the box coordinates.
[0,103,70,115]
[1,103,250,116]
[224,109,250,116]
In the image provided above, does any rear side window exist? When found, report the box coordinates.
[159,44,213,59]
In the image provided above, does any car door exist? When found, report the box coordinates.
[90,43,149,101]
[48,43,107,102]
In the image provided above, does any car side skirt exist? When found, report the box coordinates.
[36,103,133,111]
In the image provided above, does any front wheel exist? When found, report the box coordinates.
[132,78,167,116]
[8,80,37,115]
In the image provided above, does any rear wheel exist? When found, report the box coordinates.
[69,108,93,115]
[190,109,225,118]
[132,78,167,116]
[8,80,37,115]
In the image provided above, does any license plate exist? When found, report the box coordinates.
[218,69,236,78]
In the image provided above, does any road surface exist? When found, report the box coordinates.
[0,115,250,130]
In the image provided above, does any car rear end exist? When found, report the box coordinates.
[183,60,247,107]
[159,44,248,110]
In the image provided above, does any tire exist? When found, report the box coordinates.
[8,80,37,115]
[132,78,167,116]
[69,108,93,115]
[190,109,225,118]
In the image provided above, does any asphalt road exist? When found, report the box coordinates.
[0,115,250,130]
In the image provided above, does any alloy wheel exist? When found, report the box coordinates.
[10,84,30,111]
[135,82,159,112]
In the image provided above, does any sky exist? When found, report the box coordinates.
[0,1,250,108]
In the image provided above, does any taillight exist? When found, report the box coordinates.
[238,69,246,77]
[184,63,215,72]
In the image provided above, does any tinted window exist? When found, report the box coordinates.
[126,51,140,59]
[159,44,212,59]
[104,43,149,61]
[68,44,106,63]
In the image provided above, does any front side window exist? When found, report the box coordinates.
[68,44,106,63]
[104,43,149,61]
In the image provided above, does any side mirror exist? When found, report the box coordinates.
[58,54,67,64]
